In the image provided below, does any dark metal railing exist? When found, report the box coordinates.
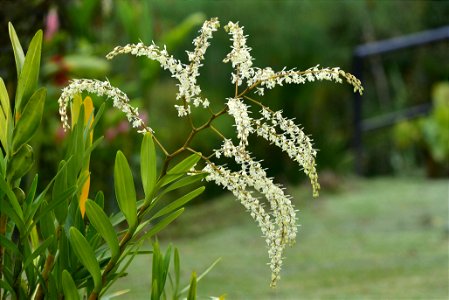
[352,25,449,174]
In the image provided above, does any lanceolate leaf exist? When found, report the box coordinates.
[141,132,157,198]
[61,270,80,300]
[142,208,184,240]
[85,200,119,260]
[8,22,25,78]
[69,227,102,293]
[12,88,46,152]
[23,235,54,268]
[151,186,204,220]
[187,272,197,300]
[114,151,137,229]
[0,78,11,151]
[158,153,201,187]
[15,29,42,115]
[159,173,207,197]
[6,143,34,182]
[0,175,24,220]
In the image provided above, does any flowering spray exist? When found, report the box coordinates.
[58,18,363,287]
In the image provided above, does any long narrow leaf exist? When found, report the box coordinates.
[0,279,16,300]
[0,235,21,258]
[85,200,119,260]
[179,258,221,295]
[151,186,204,220]
[8,22,25,78]
[15,29,42,114]
[61,270,80,300]
[12,88,46,152]
[114,151,137,229]
[157,153,201,188]
[160,173,207,197]
[141,132,157,198]
[187,272,197,300]
[141,208,184,240]
[69,227,102,293]
[23,235,54,268]
[0,175,23,220]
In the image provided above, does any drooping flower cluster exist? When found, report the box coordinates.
[57,17,363,288]
[106,18,220,116]
[58,79,150,133]
[204,138,299,285]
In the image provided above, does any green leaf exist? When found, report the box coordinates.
[6,143,34,182]
[187,272,197,300]
[141,208,184,240]
[8,22,25,78]
[179,258,221,295]
[158,153,202,188]
[15,29,42,114]
[141,132,157,198]
[24,174,38,208]
[62,270,80,300]
[0,78,11,150]
[0,235,21,258]
[85,200,119,260]
[12,88,46,153]
[52,161,68,224]
[39,201,56,241]
[69,227,102,293]
[114,151,137,229]
[151,186,204,220]
[174,248,180,294]
[94,190,104,209]
[23,235,54,269]
[0,280,16,300]
[159,173,207,198]
[33,186,76,226]
[0,175,24,220]
[0,141,6,176]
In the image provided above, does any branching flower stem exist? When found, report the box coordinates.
[58,17,363,287]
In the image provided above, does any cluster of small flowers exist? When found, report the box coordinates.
[247,65,364,96]
[222,22,364,97]
[57,17,364,288]
[225,97,319,197]
[106,19,220,117]
[58,79,151,133]
[203,139,296,286]
[226,97,253,146]
[223,21,254,85]
[256,107,320,197]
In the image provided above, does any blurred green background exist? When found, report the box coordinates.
[1,0,448,298]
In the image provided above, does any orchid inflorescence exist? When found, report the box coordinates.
[58,17,363,287]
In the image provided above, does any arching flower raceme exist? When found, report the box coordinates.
[58,17,363,287]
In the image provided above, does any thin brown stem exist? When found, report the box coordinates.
[34,254,55,300]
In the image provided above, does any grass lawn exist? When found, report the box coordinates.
[110,177,449,299]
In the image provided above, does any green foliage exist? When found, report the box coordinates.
[392,82,449,176]
[0,24,211,300]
